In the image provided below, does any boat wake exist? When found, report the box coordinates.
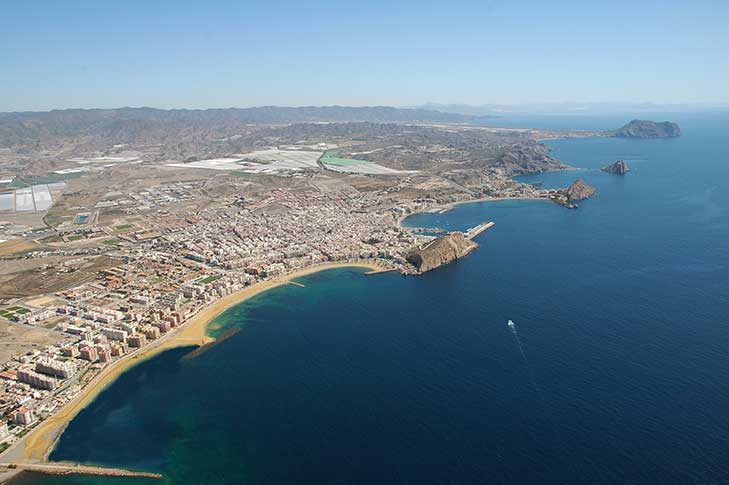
[508,320,543,400]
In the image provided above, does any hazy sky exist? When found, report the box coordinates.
[2,0,728,111]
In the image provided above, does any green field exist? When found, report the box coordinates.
[230,171,256,178]
[197,275,221,285]
[9,171,85,188]
[320,151,370,166]
[0,305,31,319]
[114,224,134,231]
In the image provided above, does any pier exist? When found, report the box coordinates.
[288,281,306,288]
[464,221,495,240]
[0,462,162,479]
[365,268,396,275]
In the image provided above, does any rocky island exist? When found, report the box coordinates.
[609,119,681,138]
[566,179,597,201]
[602,159,630,175]
[548,179,597,209]
[406,232,478,273]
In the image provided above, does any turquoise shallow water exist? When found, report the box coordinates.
[10,111,729,484]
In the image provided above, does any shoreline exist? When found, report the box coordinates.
[5,261,385,468]
[398,195,547,229]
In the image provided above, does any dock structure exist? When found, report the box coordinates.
[464,221,495,240]
[365,268,396,275]
[0,462,163,479]
[287,281,306,288]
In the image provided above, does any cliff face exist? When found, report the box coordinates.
[406,232,478,273]
[565,179,597,202]
[610,120,681,138]
[602,159,629,175]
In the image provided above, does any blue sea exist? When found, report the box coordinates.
[11,111,729,484]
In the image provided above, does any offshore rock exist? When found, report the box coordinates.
[602,159,630,175]
[549,179,597,209]
[406,232,478,273]
[565,179,597,202]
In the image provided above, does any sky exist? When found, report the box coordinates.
[1,0,728,112]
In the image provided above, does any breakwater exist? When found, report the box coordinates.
[182,327,241,360]
[1,462,162,479]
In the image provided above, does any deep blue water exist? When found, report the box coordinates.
[12,112,729,484]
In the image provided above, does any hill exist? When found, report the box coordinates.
[609,120,681,138]
[0,106,474,148]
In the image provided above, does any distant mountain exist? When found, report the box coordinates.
[416,102,725,116]
[608,120,681,138]
[416,103,503,117]
[0,106,475,148]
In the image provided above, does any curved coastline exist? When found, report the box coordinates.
[397,195,547,229]
[7,261,384,467]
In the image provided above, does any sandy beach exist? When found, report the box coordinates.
[9,261,384,465]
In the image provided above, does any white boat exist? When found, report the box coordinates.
[507,319,515,328]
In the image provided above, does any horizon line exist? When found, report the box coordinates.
[2,101,729,116]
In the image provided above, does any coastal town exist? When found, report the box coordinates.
[0,109,670,478]
[1,0,712,481]
[0,182,511,460]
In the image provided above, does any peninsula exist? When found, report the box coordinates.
[406,232,479,273]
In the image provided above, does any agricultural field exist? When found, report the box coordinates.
[166,157,247,171]
[9,172,82,188]
[68,154,140,165]
[0,239,39,256]
[0,305,31,319]
[0,255,117,298]
[0,182,66,213]
[320,151,414,175]
[238,148,322,169]
[167,148,323,174]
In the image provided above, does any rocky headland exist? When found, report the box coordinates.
[406,232,478,273]
[602,159,630,175]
